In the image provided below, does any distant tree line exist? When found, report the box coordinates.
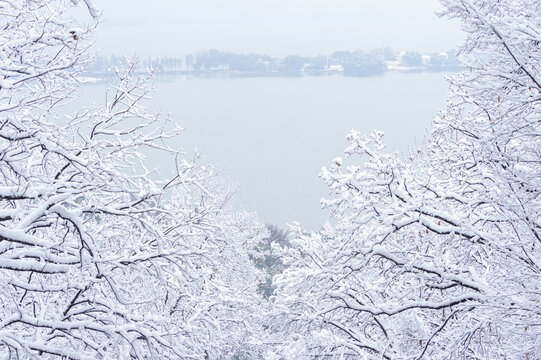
[85,47,461,77]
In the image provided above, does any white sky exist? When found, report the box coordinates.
[89,0,463,57]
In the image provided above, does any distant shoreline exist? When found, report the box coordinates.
[84,48,464,81]
[81,65,463,83]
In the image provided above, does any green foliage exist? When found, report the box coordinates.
[251,224,289,298]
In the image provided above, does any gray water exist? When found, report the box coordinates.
[78,72,453,230]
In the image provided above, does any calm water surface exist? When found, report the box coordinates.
[79,72,453,229]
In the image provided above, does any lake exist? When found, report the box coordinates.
[78,72,454,230]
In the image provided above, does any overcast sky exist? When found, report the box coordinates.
[90,0,463,58]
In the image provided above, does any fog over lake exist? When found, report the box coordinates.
[77,0,463,230]
[79,72,452,229]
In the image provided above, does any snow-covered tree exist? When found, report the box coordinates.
[271,0,541,358]
[0,1,268,358]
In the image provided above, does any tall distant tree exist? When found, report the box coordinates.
[0,1,268,358]
[271,0,541,358]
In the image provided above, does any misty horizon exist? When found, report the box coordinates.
[93,46,460,60]
[89,0,464,59]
